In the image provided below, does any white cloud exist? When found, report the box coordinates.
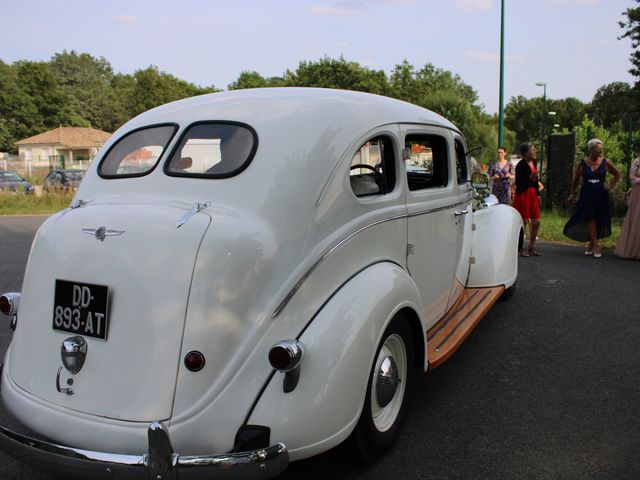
[465,50,525,64]
[310,0,414,17]
[310,5,362,16]
[115,14,136,24]
[544,0,600,6]
[455,0,493,13]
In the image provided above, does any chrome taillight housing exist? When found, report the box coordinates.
[0,292,20,316]
[268,340,304,393]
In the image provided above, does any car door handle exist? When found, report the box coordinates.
[454,209,469,216]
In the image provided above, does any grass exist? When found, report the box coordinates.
[536,209,623,250]
[0,191,74,215]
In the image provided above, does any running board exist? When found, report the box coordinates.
[426,286,504,370]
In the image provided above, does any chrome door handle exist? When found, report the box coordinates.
[454,209,469,216]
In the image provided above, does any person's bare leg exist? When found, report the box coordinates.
[529,219,541,255]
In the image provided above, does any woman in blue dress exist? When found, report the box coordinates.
[488,146,514,204]
[564,138,620,257]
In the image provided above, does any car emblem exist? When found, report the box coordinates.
[82,227,125,241]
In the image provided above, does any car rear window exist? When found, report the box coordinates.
[99,124,177,178]
[165,122,257,178]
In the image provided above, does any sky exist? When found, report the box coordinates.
[1,0,636,115]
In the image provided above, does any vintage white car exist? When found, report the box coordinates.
[0,88,523,479]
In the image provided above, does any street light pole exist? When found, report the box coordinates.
[498,0,505,146]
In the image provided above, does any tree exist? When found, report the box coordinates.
[590,82,637,130]
[388,60,486,158]
[125,66,217,118]
[50,50,127,132]
[619,0,640,82]
[283,56,391,95]
[504,95,587,147]
[228,71,285,90]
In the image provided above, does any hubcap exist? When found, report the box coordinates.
[376,356,399,408]
[371,333,407,432]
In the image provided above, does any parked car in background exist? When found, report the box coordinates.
[42,169,85,193]
[0,170,34,195]
[0,88,523,479]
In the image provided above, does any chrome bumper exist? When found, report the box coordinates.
[0,420,289,479]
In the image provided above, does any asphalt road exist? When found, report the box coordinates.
[0,215,638,480]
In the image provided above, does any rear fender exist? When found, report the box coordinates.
[468,205,523,288]
[247,262,424,461]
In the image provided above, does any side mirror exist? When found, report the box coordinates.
[471,172,489,190]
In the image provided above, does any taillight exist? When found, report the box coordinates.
[184,351,206,372]
[268,340,304,393]
[268,340,303,372]
[0,292,20,316]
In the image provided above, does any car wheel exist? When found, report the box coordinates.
[351,315,416,462]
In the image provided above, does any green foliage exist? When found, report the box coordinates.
[505,95,587,146]
[589,82,639,130]
[619,0,640,82]
[282,56,391,95]
[0,53,219,153]
[227,70,285,89]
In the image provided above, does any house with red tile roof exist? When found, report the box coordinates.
[15,126,111,168]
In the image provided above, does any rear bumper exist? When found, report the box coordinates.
[0,361,288,479]
[0,420,289,480]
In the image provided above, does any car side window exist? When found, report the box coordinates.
[349,136,396,197]
[455,139,469,184]
[404,134,448,191]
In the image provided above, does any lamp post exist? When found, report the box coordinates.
[498,0,505,146]
[535,82,547,178]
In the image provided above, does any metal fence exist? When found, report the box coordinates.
[1,155,92,179]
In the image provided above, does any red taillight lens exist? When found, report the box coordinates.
[184,351,205,372]
[0,296,10,315]
[269,345,293,371]
[0,293,20,316]
[268,340,303,372]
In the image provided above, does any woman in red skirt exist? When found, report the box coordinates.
[514,142,542,257]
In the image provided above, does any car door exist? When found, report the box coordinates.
[447,136,475,309]
[402,126,458,329]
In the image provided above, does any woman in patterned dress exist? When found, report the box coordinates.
[488,146,514,204]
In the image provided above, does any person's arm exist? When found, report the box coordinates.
[567,162,582,202]
[631,159,640,185]
[605,160,620,191]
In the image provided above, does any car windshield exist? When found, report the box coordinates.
[0,171,22,182]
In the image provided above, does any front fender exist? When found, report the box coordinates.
[247,262,424,461]
[468,204,523,288]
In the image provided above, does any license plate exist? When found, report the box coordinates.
[53,280,109,340]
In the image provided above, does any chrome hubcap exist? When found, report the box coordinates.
[375,355,399,408]
[371,333,407,432]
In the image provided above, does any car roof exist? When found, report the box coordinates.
[117,88,461,136]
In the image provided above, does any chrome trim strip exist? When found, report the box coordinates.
[272,197,472,318]
[177,201,211,229]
